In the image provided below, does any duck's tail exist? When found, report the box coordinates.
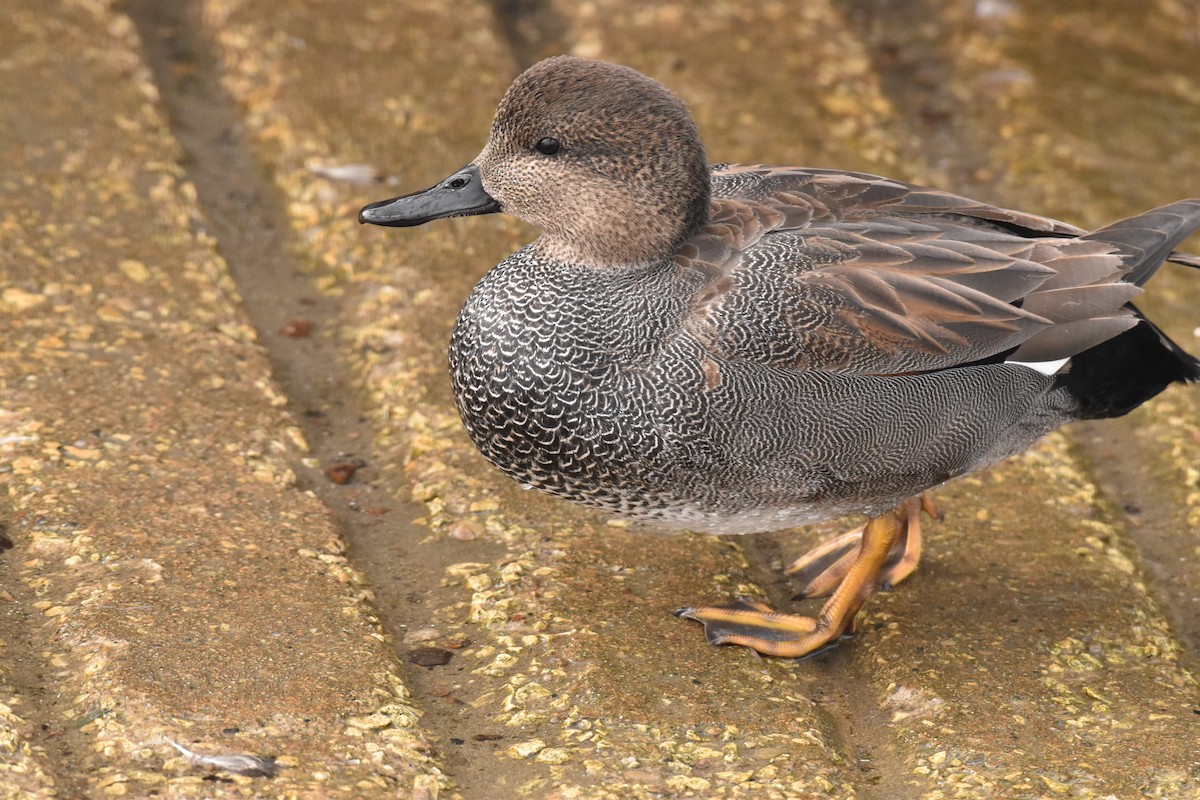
[1057,310,1199,420]
[1081,198,1200,284]
[1056,200,1200,420]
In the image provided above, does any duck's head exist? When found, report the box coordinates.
[360,55,710,268]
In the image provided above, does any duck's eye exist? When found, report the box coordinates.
[535,137,562,156]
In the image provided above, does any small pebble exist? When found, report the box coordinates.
[447,521,480,540]
[508,739,546,759]
[408,647,453,667]
[325,462,359,484]
[280,318,312,337]
[403,627,441,644]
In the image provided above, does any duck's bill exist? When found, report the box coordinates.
[358,164,500,227]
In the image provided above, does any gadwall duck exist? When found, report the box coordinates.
[361,55,1200,658]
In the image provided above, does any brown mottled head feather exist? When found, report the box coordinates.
[476,55,709,268]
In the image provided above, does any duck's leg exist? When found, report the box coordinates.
[784,495,936,598]
[675,501,913,658]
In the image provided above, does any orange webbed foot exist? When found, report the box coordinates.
[677,498,935,658]
[784,494,937,598]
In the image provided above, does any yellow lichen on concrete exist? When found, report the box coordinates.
[1,0,456,794]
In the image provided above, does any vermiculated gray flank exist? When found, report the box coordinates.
[361,55,1200,658]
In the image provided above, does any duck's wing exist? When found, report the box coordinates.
[712,164,1092,234]
[678,166,1157,375]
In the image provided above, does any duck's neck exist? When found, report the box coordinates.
[531,176,712,269]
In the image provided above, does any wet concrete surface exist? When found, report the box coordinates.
[2,0,1199,797]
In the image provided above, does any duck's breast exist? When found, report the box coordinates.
[448,250,693,513]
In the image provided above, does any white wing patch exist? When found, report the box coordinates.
[1007,356,1070,375]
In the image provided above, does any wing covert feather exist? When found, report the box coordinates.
[677,166,1142,374]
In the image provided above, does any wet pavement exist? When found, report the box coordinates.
[2,0,1199,797]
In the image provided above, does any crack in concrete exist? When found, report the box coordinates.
[118,2,539,795]
[1071,417,1200,677]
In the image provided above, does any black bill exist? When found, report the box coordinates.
[358,163,500,227]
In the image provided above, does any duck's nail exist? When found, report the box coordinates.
[358,163,499,227]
